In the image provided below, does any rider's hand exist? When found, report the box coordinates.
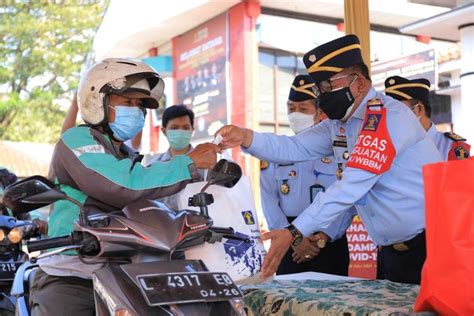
[216,125,253,149]
[188,143,221,169]
[33,219,48,235]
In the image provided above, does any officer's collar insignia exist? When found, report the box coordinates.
[321,157,331,164]
[363,114,381,132]
[260,160,269,170]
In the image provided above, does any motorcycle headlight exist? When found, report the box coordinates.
[0,229,5,241]
[7,227,23,244]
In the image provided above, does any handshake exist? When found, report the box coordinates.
[291,232,329,264]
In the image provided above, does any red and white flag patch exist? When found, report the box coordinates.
[347,105,396,175]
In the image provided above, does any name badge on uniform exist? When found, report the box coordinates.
[333,140,348,148]
[280,180,290,195]
[310,184,325,203]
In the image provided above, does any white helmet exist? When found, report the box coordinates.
[77,58,165,126]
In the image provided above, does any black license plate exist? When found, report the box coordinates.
[136,271,242,306]
[0,262,22,281]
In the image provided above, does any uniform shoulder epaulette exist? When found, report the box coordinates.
[444,132,466,142]
[260,160,269,170]
[367,98,384,108]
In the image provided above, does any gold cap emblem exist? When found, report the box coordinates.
[309,55,316,62]
[299,80,304,85]
[388,79,395,85]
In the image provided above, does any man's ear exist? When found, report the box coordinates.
[419,103,427,117]
[356,74,366,93]
[161,126,167,136]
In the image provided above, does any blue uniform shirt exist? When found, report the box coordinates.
[426,124,470,161]
[246,87,442,246]
[260,155,355,239]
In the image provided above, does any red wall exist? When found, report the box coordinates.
[227,1,260,171]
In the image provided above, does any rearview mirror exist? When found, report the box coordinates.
[1,176,67,215]
[208,159,242,188]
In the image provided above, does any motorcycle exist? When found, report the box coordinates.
[0,206,41,316]
[5,160,248,316]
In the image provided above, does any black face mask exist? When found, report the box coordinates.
[319,87,355,120]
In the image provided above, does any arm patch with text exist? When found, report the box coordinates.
[346,102,396,175]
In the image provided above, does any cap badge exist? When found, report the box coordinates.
[309,55,316,62]
[299,80,304,86]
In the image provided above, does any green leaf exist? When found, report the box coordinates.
[0,1,108,143]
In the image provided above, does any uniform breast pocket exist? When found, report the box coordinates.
[275,168,298,196]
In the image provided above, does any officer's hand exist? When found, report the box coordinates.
[292,237,321,263]
[216,125,253,149]
[188,143,221,169]
[260,229,292,279]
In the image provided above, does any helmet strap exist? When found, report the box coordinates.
[99,94,120,142]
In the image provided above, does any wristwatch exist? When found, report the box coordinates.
[285,224,303,247]
[314,232,327,249]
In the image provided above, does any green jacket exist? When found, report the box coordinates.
[48,126,199,238]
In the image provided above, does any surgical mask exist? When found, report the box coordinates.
[167,129,193,150]
[318,77,358,120]
[288,112,315,134]
[109,106,145,141]
[410,103,422,120]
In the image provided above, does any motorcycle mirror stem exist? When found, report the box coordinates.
[64,196,89,226]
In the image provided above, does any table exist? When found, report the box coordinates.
[240,272,431,316]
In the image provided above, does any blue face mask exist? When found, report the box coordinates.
[167,129,193,150]
[109,106,145,141]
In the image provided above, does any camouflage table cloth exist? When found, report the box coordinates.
[241,279,424,316]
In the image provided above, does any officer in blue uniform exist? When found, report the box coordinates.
[260,75,355,276]
[385,75,470,161]
[217,35,442,284]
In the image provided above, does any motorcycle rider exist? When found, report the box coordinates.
[29,59,220,315]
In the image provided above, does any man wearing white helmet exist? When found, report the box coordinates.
[29,59,220,315]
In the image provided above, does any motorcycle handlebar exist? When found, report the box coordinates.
[209,226,234,235]
[27,235,74,253]
[209,226,250,243]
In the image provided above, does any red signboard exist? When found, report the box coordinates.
[173,13,228,140]
[347,216,378,279]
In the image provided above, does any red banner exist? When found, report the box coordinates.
[173,13,228,140]
[347,216,377,279]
